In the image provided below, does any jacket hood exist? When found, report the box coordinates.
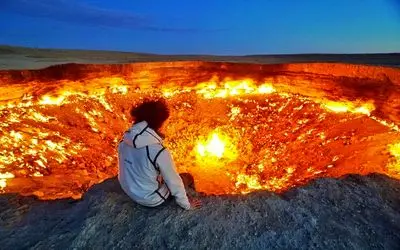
[123,121,163,148]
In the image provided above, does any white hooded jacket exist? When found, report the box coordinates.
[117,121,191,210]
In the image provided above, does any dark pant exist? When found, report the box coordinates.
[154,172,194,208]
[179,173,195,190]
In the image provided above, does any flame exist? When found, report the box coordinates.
[0,172,14,179]
[0,172,14,191]
[371,116,400,132]
[321,101,375,116]
[162,79,276,99]
[257,84,276,94]
[388,142,400,175]
[197,133,226,158]
[235,168,294,194]
[39,95,66,105]
[195,79,276,99]
[0,180,6,190]
[195,131,238,165]
[110,85,128,94]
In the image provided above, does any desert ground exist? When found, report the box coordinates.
[0,45,399,70]
[0,46,400,249]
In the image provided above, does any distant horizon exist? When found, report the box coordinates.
[1,0,399,55]
[1,44,399,57]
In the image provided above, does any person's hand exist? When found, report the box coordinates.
[189,197,202,210]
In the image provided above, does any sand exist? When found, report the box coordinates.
[0,45,399,70]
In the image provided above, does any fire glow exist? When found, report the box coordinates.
[197,133,226,158]
[1,71,400,199]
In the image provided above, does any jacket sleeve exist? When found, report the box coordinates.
[157,149,191,210]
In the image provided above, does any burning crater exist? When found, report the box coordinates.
[0,62,400,199]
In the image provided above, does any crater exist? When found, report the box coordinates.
[0,62,399,199]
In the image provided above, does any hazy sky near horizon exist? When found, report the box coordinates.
[0,0,399,55]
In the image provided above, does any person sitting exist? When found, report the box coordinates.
[117,99,202,210]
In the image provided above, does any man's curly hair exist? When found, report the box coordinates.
[130,99,170,132]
